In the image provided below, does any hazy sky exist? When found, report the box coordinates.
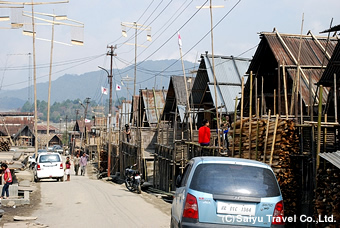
[0,0,339,92]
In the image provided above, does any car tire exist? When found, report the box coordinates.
[34,176,40,182]
[59,177,64,182]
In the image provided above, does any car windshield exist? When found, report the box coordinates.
[189,163,280,198]
[39,154,61,163]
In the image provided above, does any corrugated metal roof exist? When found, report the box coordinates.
[163,76,195,122]
[172,76,195,106]
[319,40,340,87]
[141,89,167,125]
[191,54,251,113]
[244,31,338,110]
[208,84,241,113]
[320,151,340,169]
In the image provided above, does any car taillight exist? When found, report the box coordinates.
[60,163,63,169]
[183,193,198,219]
[272,200,284,225]
[37,164,41,170]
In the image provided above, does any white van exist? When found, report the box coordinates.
[33,152,64,182]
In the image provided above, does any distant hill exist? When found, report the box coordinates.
[0,59,196,111]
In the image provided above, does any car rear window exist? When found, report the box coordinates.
[189,164,280,197]
[39,154,61,163]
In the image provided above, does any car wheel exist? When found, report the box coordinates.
[59,177,64,182]
[170,217,178,228]
[34,176,40,182]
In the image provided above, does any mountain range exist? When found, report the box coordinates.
[0,59,196,111]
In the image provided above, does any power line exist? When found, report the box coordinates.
[136,0,243,84]
[1,54,104,88]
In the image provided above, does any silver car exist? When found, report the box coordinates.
[171,157,284,227]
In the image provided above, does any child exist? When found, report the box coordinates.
[65,156,71,181]
[1,163,13,199]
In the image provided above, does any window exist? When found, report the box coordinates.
[39,154,61,163]
[189,164,280,197]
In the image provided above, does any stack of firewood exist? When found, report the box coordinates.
[229,117,300,217]
[315,168,340,228]
[0,137,11,151]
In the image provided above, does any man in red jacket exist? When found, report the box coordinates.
[198,119,210,146]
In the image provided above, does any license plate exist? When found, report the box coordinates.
[217,201,256,216]
[135,176,141,179]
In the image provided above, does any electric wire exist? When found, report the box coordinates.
[1,54,104,88]
[107,0,155,46]
[136,0,242,84]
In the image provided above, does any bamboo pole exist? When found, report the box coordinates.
[317,85,323,170]
[282,62,289,120]
[239,77,244,157]
[278,61,281,115]
[255,98,260,160]
[255,77,258,117]
[261,76,264,116]
[249,71,253,158]
[232,96,238,157]
[274,89,276,115]
[263,109,271,163]
[269,114,279,166]
[334,73,338,123]
[323,114,327,153]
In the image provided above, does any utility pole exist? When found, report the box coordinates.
[1,0,70,159]
[197,1,224,151]
[65,115,68,146]
[83,98,90,145]
[121,22,151,126]
[106,45,117,177]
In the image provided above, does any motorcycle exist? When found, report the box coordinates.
[125,164,142,194]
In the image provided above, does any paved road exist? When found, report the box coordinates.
[31,164,171,228]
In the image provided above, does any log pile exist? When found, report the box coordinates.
[229,116,300,217]
[315,167,340,228]
[0,137,11,151]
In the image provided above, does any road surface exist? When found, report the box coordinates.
[31,164,171,228]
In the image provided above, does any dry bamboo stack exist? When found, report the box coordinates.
[315,168,340,228]
[0,137,11,151]
[229,116,299,217]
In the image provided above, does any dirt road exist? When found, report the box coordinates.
[30,166,171,228]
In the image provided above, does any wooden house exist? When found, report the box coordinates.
[191,52,251,128]
[243,29,338,118]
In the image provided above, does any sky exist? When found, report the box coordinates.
[0,0,339,95]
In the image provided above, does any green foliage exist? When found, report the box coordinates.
[20,98,125,123]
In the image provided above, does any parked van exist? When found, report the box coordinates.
[33,152,64,182]
[171,157,284,227]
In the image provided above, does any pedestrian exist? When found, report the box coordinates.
[73,153,80,176]
[65,156,71,181]
[79,152,89,176]
[198,119,211,146]
[0,163,12,199]
[124,124,131,143]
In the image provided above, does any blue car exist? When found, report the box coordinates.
[171,157,284,227]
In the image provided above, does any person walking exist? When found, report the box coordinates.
[65,156,71,181]
[198,119,211,146]
[0,163,12,199]
[79,152,89,176]
[73,153,80,176]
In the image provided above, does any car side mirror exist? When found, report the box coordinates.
[175,175,182,188]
